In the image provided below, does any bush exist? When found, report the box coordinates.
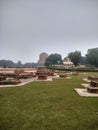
[46,66,98,72]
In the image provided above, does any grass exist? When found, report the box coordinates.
[0,72,98,130]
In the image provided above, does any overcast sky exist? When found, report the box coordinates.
[0,0,98,63]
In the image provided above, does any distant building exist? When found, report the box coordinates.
[37,52,48,67]
[63,57,74,68]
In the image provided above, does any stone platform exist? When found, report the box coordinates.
[81,83,89,88]
[83,78,90,83]
[74,88,98,97]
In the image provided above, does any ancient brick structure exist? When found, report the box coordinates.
[36,68,48,80]
[37,52,48,67]
[87,81,98,93]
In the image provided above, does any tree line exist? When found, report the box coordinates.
[45,47,98,67]
[0,60,37,68]
[0,47,98,68]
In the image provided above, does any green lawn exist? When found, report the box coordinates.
[0,72,98,130]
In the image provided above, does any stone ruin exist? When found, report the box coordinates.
[57,71,67,78]
[36,68,48,80]
[59,74,67,78]
[88,76,98,81]
[0,73,21,85]
[86,76,98,93]
[87,80,98,93]
[0,69,36,85]
[47,69,55,76]
[72,72,79,76]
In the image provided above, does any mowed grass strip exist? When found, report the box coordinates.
[0,72,98,130]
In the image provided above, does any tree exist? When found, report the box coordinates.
[86,48,98,67]
[0,60,37,68]
[0,60,16,68]
[80,56,87,65]
[45,53,62,66]
[68,51,82,66]
[23,63,37,68]
[16,61,23,68]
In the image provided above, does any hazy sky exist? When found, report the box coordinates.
[0,0,98,63]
